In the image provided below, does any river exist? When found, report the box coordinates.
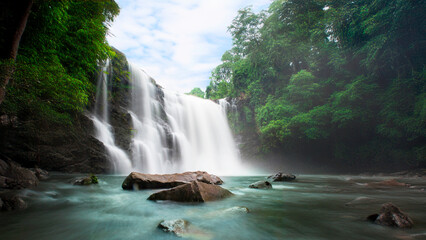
[0,174,425,240]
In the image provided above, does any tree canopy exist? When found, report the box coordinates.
[0,0,119,124]
[206,0,426,170]
[187,87,205,98]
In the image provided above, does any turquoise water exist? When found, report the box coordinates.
[0,174,425,240]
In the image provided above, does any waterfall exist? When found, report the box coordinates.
[92,60,132,174]
[92,61,242,175]
[128,63,241,175]
[218,99,230,115]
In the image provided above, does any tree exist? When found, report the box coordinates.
[1,0,120,123]
[187,88,205,98]
[0,0,33,105]
[206,0,426,170]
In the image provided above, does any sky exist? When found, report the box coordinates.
[107,0,271,94]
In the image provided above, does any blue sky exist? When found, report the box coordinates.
[107,0,270,93]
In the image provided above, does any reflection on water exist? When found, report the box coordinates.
[0,174,425,240]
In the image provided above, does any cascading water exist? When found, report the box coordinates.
[218,99,230,115]
[128,63,241,175]
[92,60,132,174]
[92,61,242,175]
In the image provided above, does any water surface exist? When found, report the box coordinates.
[0,174,425,240]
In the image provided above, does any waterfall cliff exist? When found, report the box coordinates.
[92,60,241,175]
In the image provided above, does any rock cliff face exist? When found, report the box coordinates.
[108,49,132,155]
[0,48,170,175]
[0,112,110,173]
[0,49,136,174]
[220,97,261,162]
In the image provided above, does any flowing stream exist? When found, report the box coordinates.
[0,175,425,240]
[92,62,242,175]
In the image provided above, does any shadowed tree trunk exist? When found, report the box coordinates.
[0,0,33,105]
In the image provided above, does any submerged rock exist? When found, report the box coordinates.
[73,174,99,185]
[366,179,409,188]
[249,181,272,189]
[223,206,250,214]
[147,180,233,202]
[0,193,27,211]
[0,158,38,189]
[122,171,223,190]
[367,202,414,228]
[267,172,296,182]
[204,206,250,218]
[158,219,212,239]
[158,219,190,237]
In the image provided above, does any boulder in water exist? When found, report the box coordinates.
[158,219,212,239]
[223,206,250,214]
[204,206,250,218]
[249,181,272,189]
[158,219,189,237]
[0,193,27,211]
[0,158,38,189]
[73,174,99,185]
[147,180,233,202]
[267,172,296,182]
[367,202,414,228]
[122,171,223,190]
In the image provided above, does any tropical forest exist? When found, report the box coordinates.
[0,0,425,239]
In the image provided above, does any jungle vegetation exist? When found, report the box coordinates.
[206,0,425,170]
[0,0,119,124]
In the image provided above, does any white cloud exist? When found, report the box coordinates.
[107,0,271,93]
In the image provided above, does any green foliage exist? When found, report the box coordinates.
[331,76,379,127]
[206,0,426,170]
[206,56,235,100]
[186,87,205,98]
[377,70,426,141]
[287,70,321,110]
[3,55,91,124]
[90,174,99,184]
[1,0,119,124]
[332,0,426,83]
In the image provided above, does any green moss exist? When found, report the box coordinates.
[90,174,99,184]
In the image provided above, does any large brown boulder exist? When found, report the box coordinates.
[147,181,233,202]
[122,171,223,190]
[367,202,414,228]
